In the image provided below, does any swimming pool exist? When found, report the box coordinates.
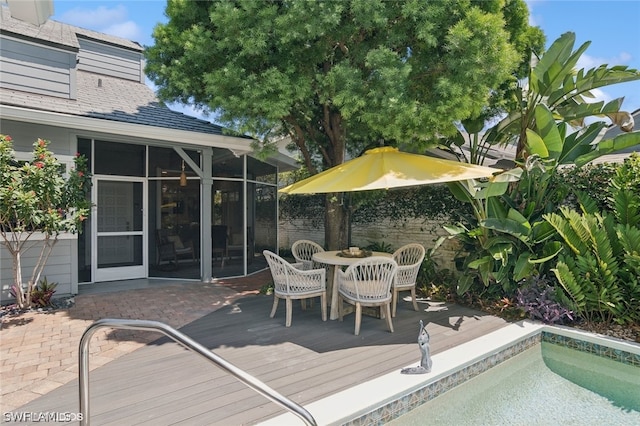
[388,341,640,425]
[259,321,640,425]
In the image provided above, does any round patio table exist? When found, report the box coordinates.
[312,250,392,320]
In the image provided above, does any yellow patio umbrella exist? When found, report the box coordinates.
[280,146,500,194]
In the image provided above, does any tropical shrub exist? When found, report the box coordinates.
[611,152,640,194]
[544,191,640,325]
[0,135,91,309]
[415,247,457,302]
[29,277,58,308]
[442,33,640,299]
[445,161,562,298]
[363,240,394,254]
[9,277,58,309]
[554,162,617,211]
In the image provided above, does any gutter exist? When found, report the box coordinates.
[0,104,253,156]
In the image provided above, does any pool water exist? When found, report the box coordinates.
[389,342,640,426]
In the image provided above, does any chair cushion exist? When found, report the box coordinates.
[167,235,184,249]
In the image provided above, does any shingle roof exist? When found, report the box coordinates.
[1,71,232,136]
[0,5,141,51]
[0,5,236,138]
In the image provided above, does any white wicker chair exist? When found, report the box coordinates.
[391,243,426,317]
[337,256,398,335]
[291,239,325,270]
[263,250,327,327]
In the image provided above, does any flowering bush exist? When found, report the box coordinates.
[0,134,91,308]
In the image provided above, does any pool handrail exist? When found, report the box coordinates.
[78,318,317,426]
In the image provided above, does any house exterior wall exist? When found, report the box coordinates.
[77,37,143,83]
[0,35,76,99]
[0,124,277,302]
[1,120,76,155]
[0,236,77,301]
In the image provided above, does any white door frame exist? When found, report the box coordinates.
[92,176,148,282]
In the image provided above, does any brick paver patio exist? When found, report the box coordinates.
[0,271,270,413]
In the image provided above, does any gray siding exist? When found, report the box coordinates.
[0,235,76,303]
[0,35,75,98]
[0,120,77,155]
[77,37,142,82]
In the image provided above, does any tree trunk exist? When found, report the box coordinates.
[11,249,28,309]
[324,193,349,250]
[320,106,347,250]
[7,235,57,309]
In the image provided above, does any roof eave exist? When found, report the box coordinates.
[267,151,300,172]
[0,104,253,155]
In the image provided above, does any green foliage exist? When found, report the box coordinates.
[147,0,530,144]
[352,186,468,224]
[363,240,394,254]
[545,190,640,325]
[554,162,617,211]
[442,33,640,166]
[611,189,640,227]
[0,136,91,236]
[146,0,540,249]
[279,194,324,221]
[612,152,640,193]
[415,249,457,302]
[445,164,562,297]
[279,185,467,226]
[551,155,640,219]
[442,33,640,303]
[259,281,274,296]
[0,135,92,309]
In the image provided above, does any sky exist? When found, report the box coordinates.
[48,0,640,122]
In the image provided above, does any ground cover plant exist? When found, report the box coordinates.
[22,277,58,308]
[516,275,573,324]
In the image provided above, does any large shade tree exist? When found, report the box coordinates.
[145,0,543,249]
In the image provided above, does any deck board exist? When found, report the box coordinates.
[16,293,509,425]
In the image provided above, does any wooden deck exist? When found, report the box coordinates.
[17,293,509,425]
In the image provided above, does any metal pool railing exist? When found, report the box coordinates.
[78,318,317,426]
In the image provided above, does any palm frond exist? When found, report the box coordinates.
[544,211,588,255]
[576,191,599,215]
[611,188,640,226]
[552,261,585,309]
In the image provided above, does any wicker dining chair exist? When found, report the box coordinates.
[337,256,398,335]
[291,239,325,270]
[391,243,426,317]
[263,250,327,327]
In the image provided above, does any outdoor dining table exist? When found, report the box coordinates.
[312,250,393,320]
